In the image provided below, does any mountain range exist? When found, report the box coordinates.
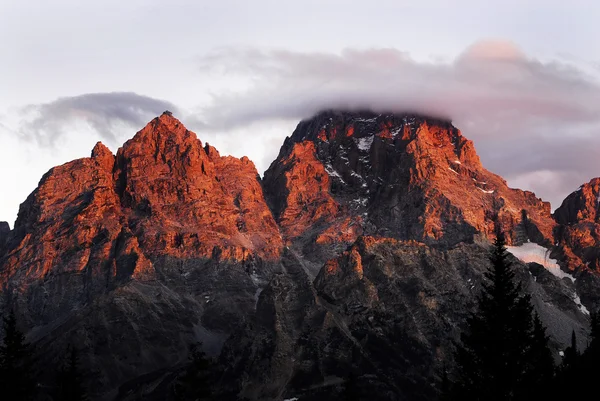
[1,110,599,400]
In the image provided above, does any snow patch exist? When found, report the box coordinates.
[351,197,368,207]
[324,164,346,184]
[356,136,374,151]
[477,187,495,194]
[506,243,575,282]
[573,293,590,315]
[448,167,459,175]
[453,160,462,165]
[391,127,402,137]
[403,116,416,126]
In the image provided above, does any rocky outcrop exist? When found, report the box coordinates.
[1,112,282,288]
[0,110,597,401]
[554,178,600,226]
[553,178,600,306]
[263,141,341,240]
[219,110,596,401]
[113,114,282,261]
[0,221,9,249]
[0,112,283,397]
[263,111,555,254]
[220,236,590,401]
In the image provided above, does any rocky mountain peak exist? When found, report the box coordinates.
[0,221,9,234]
[91,141,115,172]
[286,110,482,168]
[1,111,598,400]
[1,114,283,290]
[0,221,9,248]
[553,177,600,274]
[264,110,554,251]
[555,177,600,225]
[122,112,197,155]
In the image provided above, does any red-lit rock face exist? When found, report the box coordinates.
[1,146,128,287]
[554,178,600,272]
[1,113,282,289]
[1,110,598,400]
[262,141,340,240]
[114,113,282,261]
[263,111,555,250]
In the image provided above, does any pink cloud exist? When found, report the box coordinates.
[195,40,600,208]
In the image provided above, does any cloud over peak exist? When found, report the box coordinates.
[196,40,600,130]
[196,40,600,208]
[19,92,179,146]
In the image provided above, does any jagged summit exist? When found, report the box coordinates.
[554,177,600,273]
[289,109,453,141]
[124,110,192,146]
[2,113,282,285]
[0,221,9,247]
[555,177,600,225]
[264,110,553,248]
[1,111,599,400]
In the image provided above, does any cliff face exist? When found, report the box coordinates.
[0,110,597,400]
[113,114,282,261]
[553,178,600,306]
[263,111,555,254]
[0,221,9,249]
[2,112,282,287]
[223,111,597,401]
[0,112,283,396]
[222,236,589,401]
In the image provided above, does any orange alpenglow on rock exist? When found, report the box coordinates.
[554,178,600,272]
[263,110,555,251]
[0,112,283,288]
[1,109,599,400]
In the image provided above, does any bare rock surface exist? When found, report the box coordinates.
[0,110,598,400]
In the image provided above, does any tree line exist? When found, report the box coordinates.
[0,308,218,401]
[442,233,600,401]
[0,309,88,401]
[338,233,600,401]
[3,233,599,400]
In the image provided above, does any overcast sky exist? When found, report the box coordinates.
[1,0,599,226]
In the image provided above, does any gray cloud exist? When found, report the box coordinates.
[197,42,600,127]
[19,92,179,146]
[196,41,600,208]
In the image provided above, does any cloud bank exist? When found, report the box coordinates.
[3,41,599,217]
[19,92,179,146]
[0,92,181,226]
[196,40,600,208]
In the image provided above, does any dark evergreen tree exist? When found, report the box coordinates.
[549,313,600,401]
[581,311,600,374]
[552,312,600,401]
[0,310,37,401]
[440,362,450,400]
[561,330,578,369]
[54,345,88,401]
[448,233,551,401]
[340,370,360,401]
[520,313,554,399]
[173,342,213,401]
[588,311,599,345]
